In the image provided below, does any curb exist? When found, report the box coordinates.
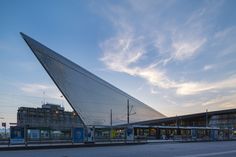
[0,142,147,151]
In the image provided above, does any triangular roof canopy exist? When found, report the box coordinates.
[21,32,165,126]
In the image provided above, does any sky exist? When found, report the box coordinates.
[1,0,236,127]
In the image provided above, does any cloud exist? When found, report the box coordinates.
[172,38,206,60]
[176,75,236,95]
[202,93,236,109]
[213,26,236,57]
[100,34,175,89]
[101,34,236,95]
[99,0,236,99]
[203,64,215,71]
[100,34,145,73]
[150,88,159,94]
[214,27,236,39]
[100,28,236,95]
[20,83,63,100]
[21,83,49,92]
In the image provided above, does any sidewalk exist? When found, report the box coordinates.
[1,139,229,151]
[0,141,147,151]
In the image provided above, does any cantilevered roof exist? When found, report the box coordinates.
[130,108,236,126]
[21,32,165,126]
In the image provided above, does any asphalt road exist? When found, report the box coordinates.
[0,141,236,157]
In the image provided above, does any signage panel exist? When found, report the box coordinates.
[10,126,25,144]
[73,128,84,143]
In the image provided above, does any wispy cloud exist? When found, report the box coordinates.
[100,36,175,89]
[100,34,145,74]
[101,33,236,95]
[175,76,236,95]
[213,26,236,57]
[21,83,50,93]
[98,0,236,111]
[203,64,215,71]
[20,83,63,100]
[172,38,206,60]
[202,93,236,109]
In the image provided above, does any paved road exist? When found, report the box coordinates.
[0,141,236,157]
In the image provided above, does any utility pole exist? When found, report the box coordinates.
[206,109,208,127]
[176,115,178,127]
[110,109,112,127]
[127,99,136,125]
[4,124,6,137]
[110,109,113,142]
[176,115,181,135]
[127,99,130,125]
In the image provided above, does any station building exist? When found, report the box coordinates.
[17,32,236,143]
[130,108,236,141]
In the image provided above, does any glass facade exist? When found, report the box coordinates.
[21,33,165,126]
[209,114,236,129]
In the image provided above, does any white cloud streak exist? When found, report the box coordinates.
[99,0,236,99]
[202,93,236,109]
[203,64,215,71]
[175,76,236,95]
[172,38,206,60]
[101,32,236,95]
[20,83,63,100]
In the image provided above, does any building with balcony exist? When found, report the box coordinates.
[17,103,83,140]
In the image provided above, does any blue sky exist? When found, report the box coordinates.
[1,0,236,126]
